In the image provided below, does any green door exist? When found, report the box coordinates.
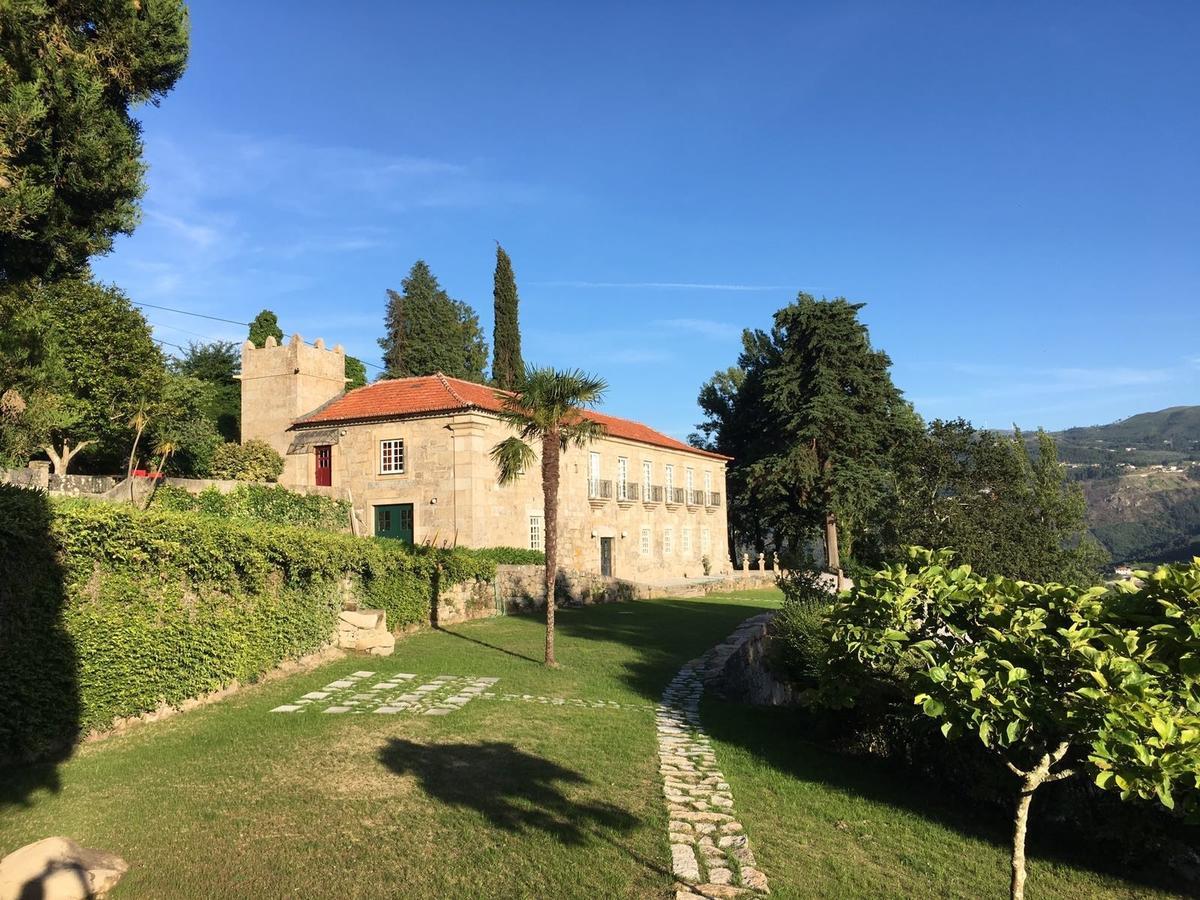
[375,503,414,543]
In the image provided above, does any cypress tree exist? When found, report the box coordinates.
[492,244,524,390]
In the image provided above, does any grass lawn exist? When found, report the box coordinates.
[0,589,1189,899]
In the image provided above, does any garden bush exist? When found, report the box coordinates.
[209,439,284,481]
[149,483,352,532]
[0,487,507,759]
[770,568,834,686]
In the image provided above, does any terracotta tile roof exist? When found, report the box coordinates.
[293,373,730,461]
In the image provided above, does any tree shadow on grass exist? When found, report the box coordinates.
[377,738,640,846]
[702,700,1199,897]
[553,595,778,700]
[434,625,543,665]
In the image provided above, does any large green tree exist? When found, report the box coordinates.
[345,356,368,389]
[170,340,240,442]
[36,278,165,473]
[0,0,190,286]
[694,294,916,571]
[491,244,523,390]
[890,420,1107,584]
[379,260,488,382]
[491,367,607,667]
[248,309,283,348]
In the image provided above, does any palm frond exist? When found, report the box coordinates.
[490,436,536,485]
[561,416,607,449]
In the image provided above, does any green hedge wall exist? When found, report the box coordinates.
[0,486,521,760]
[148,483,352,532]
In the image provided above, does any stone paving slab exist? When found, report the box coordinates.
[476,692,657,712]
[271,672,499,717]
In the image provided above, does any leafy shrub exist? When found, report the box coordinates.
[466,546,545,566]
[210,439,284,481]
[149,483,351,532]
[771,569,833,686]
[0,492,506,758]
[818,548,1200,896]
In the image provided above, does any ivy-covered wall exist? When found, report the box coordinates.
[0,485,542,760]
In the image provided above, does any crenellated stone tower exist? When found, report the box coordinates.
[237,334,347,485]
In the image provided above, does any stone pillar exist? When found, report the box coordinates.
[741,553,749,573]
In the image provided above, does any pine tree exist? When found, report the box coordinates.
[491,244,524,390]
[378,261,488,382]
[1,1,190,286]
[248,310,283,348]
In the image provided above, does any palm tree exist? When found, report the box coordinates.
[490,366,607,667]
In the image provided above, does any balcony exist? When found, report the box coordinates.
[666,487,685,506]
[686,489,705,507]
[616,481,639,505]
[642,484,663,505]
[587,478,613,505]
[706,491,722,508]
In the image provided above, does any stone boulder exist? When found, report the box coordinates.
[335,608,394,657]
[0,837,128,900]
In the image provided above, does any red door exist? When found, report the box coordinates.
[314,445,332,486]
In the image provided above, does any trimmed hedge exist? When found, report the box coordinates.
[148,483,352,532]
[0,486,509,759]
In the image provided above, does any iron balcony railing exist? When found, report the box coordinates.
[687,489,705,506]
[667,487,686,505]
[643,484,664,503]
[587,478,613,500]
[616,481,639,501]
[706,491,722,507]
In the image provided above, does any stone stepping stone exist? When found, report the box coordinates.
[270,705,302,713]
[302,691,330,700]
[324,706,351,714]
[327,680,355,689]
[350,671,376,678]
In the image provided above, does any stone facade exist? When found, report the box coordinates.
[239,337,733,580]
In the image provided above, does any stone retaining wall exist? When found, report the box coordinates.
[702,612,801,707]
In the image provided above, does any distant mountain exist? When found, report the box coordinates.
[1038,406,1200,467]
[1035,406,1200,565]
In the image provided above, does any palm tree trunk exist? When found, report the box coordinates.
[127,423,146,501]
[542,430,560,667]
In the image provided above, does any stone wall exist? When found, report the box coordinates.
[0,465,120,496]
[702,612,801,707]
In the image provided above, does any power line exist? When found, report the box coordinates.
[137,301,385,370]
[133,301,250,327]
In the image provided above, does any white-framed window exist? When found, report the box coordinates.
[642,460,652,494]
[529,515,544,552]
[380,438,405,474]
[686,467,695,492]
[665,464,674,492]
[589,451,601,494]
[617,456,629,499]
[704,470,713,494]
[640,527,651,556]
[682,527,692,555]
[663,526,674,555]
[701,527,711,554]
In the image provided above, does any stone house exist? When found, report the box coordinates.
[238,335,731,579]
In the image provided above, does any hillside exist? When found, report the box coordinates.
[1081,468,1200,564]
[1011,406,1200,565]
[1045,406,1200,466]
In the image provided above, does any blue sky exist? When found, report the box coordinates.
[93,1,1199,437]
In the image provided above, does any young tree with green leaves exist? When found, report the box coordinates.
[345,356,368,390]
[490,367,607,666]
[39,279,165,472]
[248,310,283,348]
[171,340,240,442]
[379,261,489,382]
[491,244,524,390]
[0,0,190,286]
[822,548,1200,900]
